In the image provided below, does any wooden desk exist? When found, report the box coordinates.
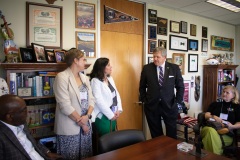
[85,136,230,160]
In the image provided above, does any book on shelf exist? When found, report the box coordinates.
[10,72,56,97]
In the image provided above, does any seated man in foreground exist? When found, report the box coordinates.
[0,94,63,160]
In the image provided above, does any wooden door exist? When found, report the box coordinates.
[100,0,144,130]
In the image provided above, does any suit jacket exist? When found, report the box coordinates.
[91,76,123,122]
[0,122,49,160]
[53,68,95,135]
[139,62,184,114]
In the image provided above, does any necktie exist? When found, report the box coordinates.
[159,66,164,86]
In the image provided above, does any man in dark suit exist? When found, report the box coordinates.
[0,94,62,160]
[139,47,184,139]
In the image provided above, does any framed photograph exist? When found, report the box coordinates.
[148,57,153,64]
[75,2,95,29]
[180,21,187,34]
[166,58,172,63]
[19,48,35,63]
[18,87,32,97]
[76,32,96,58]
[211,35,234,52]
[54,50,65,63]
[45,50,56,62]
[26,2,62,49]
[190,24,197,36]
[31,43,47,62]
[202,26,208,38]
[170,21,180,33]
[188,39,198,51]
[172,53,185,75]
[148,40,157,54]
[202,39,208,52]
[188,54,198,72]
[148,9,157,24]
[158,39,167,49]
[169,35,188,52]
[148,25,157,40]
[157,17,167,36]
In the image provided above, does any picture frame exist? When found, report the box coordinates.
[157,17,167,36]
[158,39,167,49]
[45,50,56,62]
[148,57,153,64]
[166,58,172,63]
[211,35,234,52]
[54,50,66,63]
[172,53,185,75]
[18,87,32,97]
[75,2,95,29]
[202,26,208,38]
[188,39,198,51]
[148,9,157,24]
[76,32,96,58]
[148,25,157,40]
[180,21,187,34]
[31,43,47,62]
[148,40,157,54]
[26,2,62,49]
[169,35,188,52]
[170,21,180,33]
[19,48,35,63]
[202,39,208,52]
[188,54,198,72]
[190,24,197,36]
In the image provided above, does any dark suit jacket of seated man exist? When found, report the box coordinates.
[0,94,62,160]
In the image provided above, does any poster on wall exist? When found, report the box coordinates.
[211,35,234,52]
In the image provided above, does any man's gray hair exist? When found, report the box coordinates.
[153,47,167,57]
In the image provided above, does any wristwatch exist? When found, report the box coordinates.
[87,114,92,119]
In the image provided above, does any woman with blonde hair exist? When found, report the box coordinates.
[201,85,240,155]
[53,48,94,159]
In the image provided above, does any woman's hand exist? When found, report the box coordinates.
[76,115,88,126]
[114,111,121,118]
[213,115,222,123]
[82,124,90,134]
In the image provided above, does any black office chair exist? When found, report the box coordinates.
[191,112,239,158]
[98,129,145,154]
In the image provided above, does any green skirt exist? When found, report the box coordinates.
[95,114,117,137]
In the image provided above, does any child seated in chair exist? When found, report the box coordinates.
[201,85,240,155]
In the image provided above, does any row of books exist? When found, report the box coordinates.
[27,104,55,127]
[9,71,58,97]
[218,69,234,82]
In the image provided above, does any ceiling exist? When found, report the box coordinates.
[136,0,240,26]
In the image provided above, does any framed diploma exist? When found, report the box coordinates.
[170,21,180,33]
[148,9,157,24]
[202,39,208,52]
[148,40,157,53]
[180,21,187,34]
[26,2,63,49]
[190,24,197,36]
[157,17,167,36]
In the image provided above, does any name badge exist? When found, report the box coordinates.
[220,113,228,120]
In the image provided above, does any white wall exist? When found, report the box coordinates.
[146,4,237,117]
[0,0,99,74]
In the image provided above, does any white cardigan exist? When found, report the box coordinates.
[91,76,123,122]
[53,68,95,135]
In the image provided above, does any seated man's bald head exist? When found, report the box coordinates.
[0,94,27,126]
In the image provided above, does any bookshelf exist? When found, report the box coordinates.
[0,62,91,139]
[202,65,238,112]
